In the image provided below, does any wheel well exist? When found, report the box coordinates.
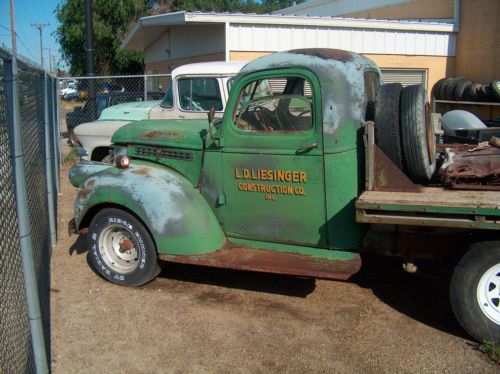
[91,146,111,162]
[79,203,158,251]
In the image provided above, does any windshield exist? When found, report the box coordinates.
[178,77,223,111]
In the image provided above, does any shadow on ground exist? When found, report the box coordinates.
[68,233,468,340]
[156,262,317,298]
[352,254,469,341]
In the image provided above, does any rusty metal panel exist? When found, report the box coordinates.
[441,147,500,190]
[160,245,361,281]
[364,121,419,192]
[373,146,420,192]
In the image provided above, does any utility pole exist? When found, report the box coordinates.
[31,23,49,68]
[84,0,96,119]
[84,0,95,77]
[10,0,16,54]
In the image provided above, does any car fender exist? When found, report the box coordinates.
[72,160,226,255]
[74,120,131,160]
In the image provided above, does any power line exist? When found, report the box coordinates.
[16,33,38,61]
[0,24,38,61]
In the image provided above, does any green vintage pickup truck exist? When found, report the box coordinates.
[69,49,500,344]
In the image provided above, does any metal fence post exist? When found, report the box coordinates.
[50,78,60,194]
[144,75,148,101]
[5,56,49,374]
[43,73,57,248]
[55,79,62,190]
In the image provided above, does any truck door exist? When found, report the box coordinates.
[221,69,327,247]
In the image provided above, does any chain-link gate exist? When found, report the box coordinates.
[0,48,59,373]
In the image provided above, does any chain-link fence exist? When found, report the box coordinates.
[0,48,58,373]
[58,74,170,142]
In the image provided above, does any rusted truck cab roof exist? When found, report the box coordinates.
[239,48,380,153]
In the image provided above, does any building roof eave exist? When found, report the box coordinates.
[121,11,189,51]
[121,11,456,51]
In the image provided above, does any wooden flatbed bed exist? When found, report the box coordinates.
[356,188,500,230]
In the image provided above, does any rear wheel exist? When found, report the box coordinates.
[450,242,500,344]
[88,208,160,286]
[375,83,404,169]
[399,85,436,183]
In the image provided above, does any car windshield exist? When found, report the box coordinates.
[178,77,223,111]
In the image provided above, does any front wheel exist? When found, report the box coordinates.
[88,208,160,286]
[450,242,500,344]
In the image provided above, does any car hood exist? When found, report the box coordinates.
[99,100,161,121]
[112,119,208,151]
[74,120,131,138]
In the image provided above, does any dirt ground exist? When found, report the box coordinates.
[51,131,498,372]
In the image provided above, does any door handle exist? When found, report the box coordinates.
[296,141,318,154]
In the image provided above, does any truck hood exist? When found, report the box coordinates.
[112,119,208,150]
[74,120,131,138]
[99,100,161,121]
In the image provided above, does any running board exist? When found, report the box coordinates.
[159,246,361,280]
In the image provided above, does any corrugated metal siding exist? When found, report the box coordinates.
[228,24,455,56]
[381,69,427,87]
[145,24,225,63]
[275,0,412,17]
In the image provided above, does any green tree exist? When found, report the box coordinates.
[56,0,304,74]
[55,0,148,75]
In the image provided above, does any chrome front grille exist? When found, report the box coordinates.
[134,146,194,161]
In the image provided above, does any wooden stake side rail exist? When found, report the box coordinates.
[356,188,500,230]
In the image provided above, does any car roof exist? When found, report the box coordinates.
[172,61,247,79]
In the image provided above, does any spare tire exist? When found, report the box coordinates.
[462,82,475,101]
[491,80,500,101]
[400,85,436,183]
[375,83,404,169]
[445,77,464,100]
[431,78,447,100]
[468,82,482,101]
[439,78,454,100]
[454,79,472,100]
[479,85,492,101]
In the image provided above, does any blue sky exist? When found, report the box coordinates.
[0,0,63,70]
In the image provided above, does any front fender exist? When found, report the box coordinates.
[73,160,225,255]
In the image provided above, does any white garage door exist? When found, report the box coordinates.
[381,69,427,87]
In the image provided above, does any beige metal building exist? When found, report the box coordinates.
[121,0,499,118]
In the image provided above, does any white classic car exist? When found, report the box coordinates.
[74,61,246,161]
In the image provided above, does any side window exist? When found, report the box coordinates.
[235,76,313,132]
[178,78,223,112]
[160,84,173,108]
